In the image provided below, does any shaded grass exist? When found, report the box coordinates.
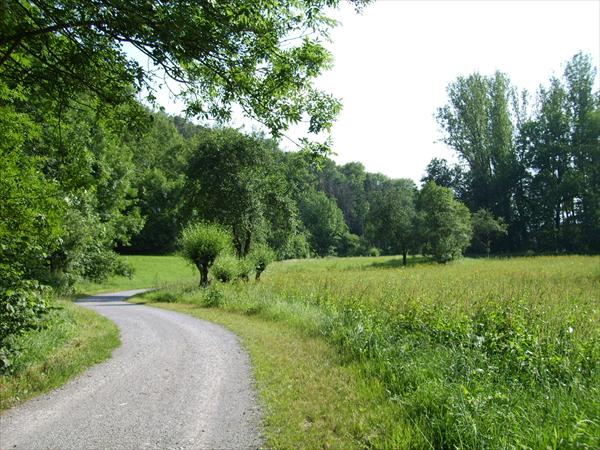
[142,255,600,449]
[0,300,119,411]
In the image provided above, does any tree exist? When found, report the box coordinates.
[248,244,276,281]
[524,78,574,251]
[437,72,521,251]
[471,209,508,257]
[318,160,369,235]
[365,179,417,265]
[185,128,295,258]
[298,189,348,256]
[417,182,472,263]
[564,53,600,252]
[1,0,368,147]
[421,157,469,204]
[127,113,189,254]
[179,222,231,287]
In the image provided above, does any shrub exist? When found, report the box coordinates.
[0,279,50,373]
[212,255,242,283]
[248,243,276,280]
[179,222,232,286]
[367,247,381,257]
[203,285,224,307]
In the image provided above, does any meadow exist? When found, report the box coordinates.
[3,254,598,448]
[142,255,600,448]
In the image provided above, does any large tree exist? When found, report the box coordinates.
[298,189,348,256]
[365,178,417,265]
[185,128,296,257]
[417,182,472,263]
[437,72,521,251]
[1,0,368,145]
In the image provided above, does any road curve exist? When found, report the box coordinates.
[0,290,263,450]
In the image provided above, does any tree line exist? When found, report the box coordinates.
[122,116,474,266]
[430,52,599,254]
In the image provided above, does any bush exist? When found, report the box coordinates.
[81,249,134,283]
[212,255,242,283]
[277,232,311,260]
[203,285,224,307]
[179,222,232,286]
[338,233,362,257]
[248,243,276,280]
[212,254,256,283]
[0,279,50,373]
[367,247,381,257]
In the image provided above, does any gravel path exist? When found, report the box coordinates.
[0,290,263,449]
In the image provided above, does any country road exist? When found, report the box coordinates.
[0,290,263,450]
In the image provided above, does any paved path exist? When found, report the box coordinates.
[0,290,263,449]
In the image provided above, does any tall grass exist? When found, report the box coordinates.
[143,255,600,448]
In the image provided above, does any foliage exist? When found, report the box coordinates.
[185,128,296,257]
[127,114,189,254]
[276,232,312,260]
[437,53,600,254]
[178,222,232,286]
[471,208,508,256]
[365,178,417,264]
[298,190,348,256]
[1,0,370,149]
[417,181,472,263]
[211,254,252,283]
[421,157,469,203]
[248,243,276,280]
[0,279,50,373]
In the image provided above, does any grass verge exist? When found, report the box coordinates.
[130,299,416,449]
[0,299,119,411]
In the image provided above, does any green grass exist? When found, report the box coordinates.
[129,301,417,449]
[77,255,197,294]
[0,299,119,411]
[142,255,600,449]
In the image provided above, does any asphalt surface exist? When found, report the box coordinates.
[0,289,263,449]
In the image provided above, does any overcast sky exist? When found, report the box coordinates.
[149,0,600,183]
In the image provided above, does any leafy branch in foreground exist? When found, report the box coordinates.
[1,0,369,146]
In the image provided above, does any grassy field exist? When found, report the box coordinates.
[77,255,197,294]
[141,254,600,449]
[4,254,598,448]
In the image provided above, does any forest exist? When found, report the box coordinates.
[1,1,599,373]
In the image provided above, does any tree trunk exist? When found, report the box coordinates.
[196,261,210,287]
[402,250,407,266]
[200,265,209,287]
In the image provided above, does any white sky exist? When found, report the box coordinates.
[148,0,600,183]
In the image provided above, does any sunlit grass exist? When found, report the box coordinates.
[143,254,600,448]
[77,255,197,294]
